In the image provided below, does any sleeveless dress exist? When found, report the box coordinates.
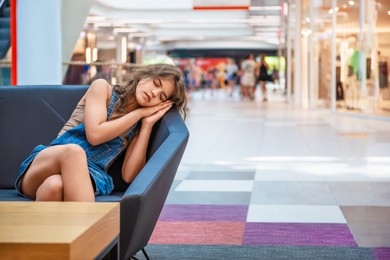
[258,64,269,81]
[15,90,140,198]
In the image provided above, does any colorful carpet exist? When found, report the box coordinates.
[144,205,390,260]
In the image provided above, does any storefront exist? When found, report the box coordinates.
[286,0,390,117]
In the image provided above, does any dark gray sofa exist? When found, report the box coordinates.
[0,85,190,259]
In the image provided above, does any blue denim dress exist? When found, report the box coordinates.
[15,90,140,197]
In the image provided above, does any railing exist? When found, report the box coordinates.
[0,60,139,86]
[62,61,138,86]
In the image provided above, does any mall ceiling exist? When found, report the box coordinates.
[86,0,390,56]
[88,0,284,52]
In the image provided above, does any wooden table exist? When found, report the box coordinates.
[0,202,119,260]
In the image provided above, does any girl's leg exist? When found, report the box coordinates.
[250,85,256,100]
[243,85,249,98]
[36,174,63,201]
[21,144,95,202]
[261,81,267,101]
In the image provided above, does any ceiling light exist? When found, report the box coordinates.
[113,28,138,34]
[348,1,355,6]
[86,16,106,22]
[249,6,282,11]
[388,11,390,16]
[93,22,114,28]
[249,15,281,19]
[254,27,280,32]
[130,33,151,38]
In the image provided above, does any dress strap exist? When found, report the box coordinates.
[107,89,118,118]
[125,120,141,140]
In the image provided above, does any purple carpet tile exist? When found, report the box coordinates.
[243,223,358,247]
[374,247,390,260]
[159,205,248,222]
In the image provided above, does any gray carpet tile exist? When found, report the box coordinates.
[165,191,252,205]
[328,182,390,206]
[250,181,337,205]
[186,171,255,180]
[341,206,390,247]
[140,245,374,260]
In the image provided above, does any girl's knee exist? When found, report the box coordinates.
[61,144,86,161]
[36,175,63,201]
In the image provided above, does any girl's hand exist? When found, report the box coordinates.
[142,102,173,127]
[138,100,172,118]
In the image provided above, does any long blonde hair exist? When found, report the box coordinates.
[113,64,187,118]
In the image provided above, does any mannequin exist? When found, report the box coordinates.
[346,39,361,110]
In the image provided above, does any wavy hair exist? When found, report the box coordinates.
[113,64,187,118]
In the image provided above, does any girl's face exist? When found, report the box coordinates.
[135,78,175,107]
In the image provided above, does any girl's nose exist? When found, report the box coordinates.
[151,89,160,97]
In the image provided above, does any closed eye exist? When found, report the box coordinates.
[153,78,162,87]
[160,93,168,101]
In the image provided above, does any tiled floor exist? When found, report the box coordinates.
[165,88,390,248]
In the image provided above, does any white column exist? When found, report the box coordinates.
[330,0,336,112]
[371,0,379,100]
[359,0,367,95]
[116,33,128,84]
[308,0,315,108]
[17,0,92,85]
[17,0,62,85]
[301,34,309,109]
[294,0,302,106]
[286,0,292,102]
[116,33,128,64]
[61,0,94,64]
[135,37,145,65]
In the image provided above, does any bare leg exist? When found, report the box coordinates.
[21,144,95,202]
[250,85,255,100]
[261,81,267,101]
[240,85,247,98]
[36,175,63,201]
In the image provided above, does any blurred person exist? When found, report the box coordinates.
[226,58,238,97]
[240,54,257,100]
[257,55,269,102]
[203,67,217,97]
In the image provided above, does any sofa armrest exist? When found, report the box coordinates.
[119,133,188,259]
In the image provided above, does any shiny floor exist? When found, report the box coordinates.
[166,88,390,248]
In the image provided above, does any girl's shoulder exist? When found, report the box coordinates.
[88,78,113,101]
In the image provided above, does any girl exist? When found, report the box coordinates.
[15,64,187,202]
[257,55,269,102]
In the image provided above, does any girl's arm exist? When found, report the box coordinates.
[121,103,172,183]
[84,79,172,146]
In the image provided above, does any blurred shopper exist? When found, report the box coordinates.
[226,58,238,97]
[204,67,217,97]
[257,55,269,102]
[240,54,257,100]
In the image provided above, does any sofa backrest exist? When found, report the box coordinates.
[0,85,88,189]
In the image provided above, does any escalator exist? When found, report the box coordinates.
[0,0,10,59]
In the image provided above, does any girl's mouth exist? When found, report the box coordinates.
[145,92,151,102]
